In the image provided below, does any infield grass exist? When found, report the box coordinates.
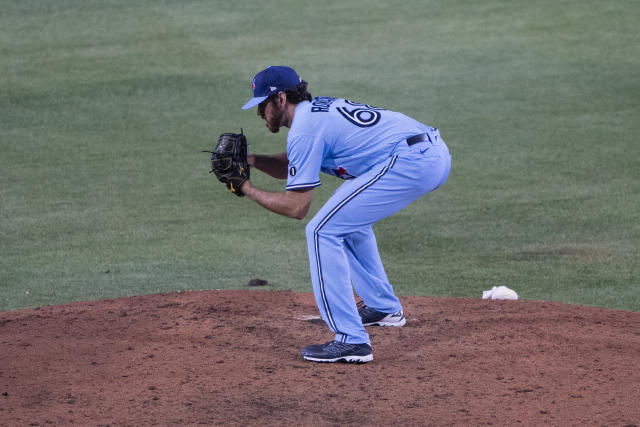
[1,0,639,311]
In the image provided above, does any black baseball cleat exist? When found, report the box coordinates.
[301,341,373,363]
[358,301,406,327]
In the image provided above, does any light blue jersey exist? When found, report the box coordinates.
[281,95,452,348]
[285,97,429,190]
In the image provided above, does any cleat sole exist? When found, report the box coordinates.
[363,316,406,327]
[303,354,373,363]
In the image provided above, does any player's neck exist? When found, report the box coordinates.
[282,102,297,128]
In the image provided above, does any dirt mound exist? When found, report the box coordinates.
[1,290,639,426]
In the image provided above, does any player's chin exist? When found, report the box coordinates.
[266,123,280,133]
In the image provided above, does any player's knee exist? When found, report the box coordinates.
[306,212,345,244]
[305,218,318,241]
[305,215,334,242]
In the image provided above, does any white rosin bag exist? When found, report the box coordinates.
[482,286,518,300]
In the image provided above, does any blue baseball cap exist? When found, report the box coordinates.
[241,66,302,110]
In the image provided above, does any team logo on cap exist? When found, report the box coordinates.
[251,79,256,90]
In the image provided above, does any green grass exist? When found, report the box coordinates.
[1,0,639,311]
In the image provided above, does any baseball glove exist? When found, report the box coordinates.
[205,130,250,197]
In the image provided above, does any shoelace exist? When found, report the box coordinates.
[322,341,358,356]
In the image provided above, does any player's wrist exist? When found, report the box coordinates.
[241,179,253,196]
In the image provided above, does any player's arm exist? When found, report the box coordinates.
[241,181,313,220]
[248,152,288,179]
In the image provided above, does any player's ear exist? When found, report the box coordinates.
[277,91,287,107]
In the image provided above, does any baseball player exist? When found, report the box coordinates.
[238,66,451,363]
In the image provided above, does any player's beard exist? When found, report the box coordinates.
[265,104,285,134]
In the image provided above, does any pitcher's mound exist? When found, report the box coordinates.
[1,290,639,425]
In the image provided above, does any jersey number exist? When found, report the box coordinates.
[336,100,384,128]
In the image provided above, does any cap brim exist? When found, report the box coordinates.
[242,96,268,110]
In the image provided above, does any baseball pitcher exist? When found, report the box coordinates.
[208,66,451,363]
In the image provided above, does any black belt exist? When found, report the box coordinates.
[406,133,430,146]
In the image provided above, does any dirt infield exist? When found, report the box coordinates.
[1,290,639,426]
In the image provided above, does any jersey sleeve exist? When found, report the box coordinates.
[285,134,324,191]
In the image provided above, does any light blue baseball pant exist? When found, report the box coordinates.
[305,136,451,344]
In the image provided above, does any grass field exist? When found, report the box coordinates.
[1,0,639,312]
